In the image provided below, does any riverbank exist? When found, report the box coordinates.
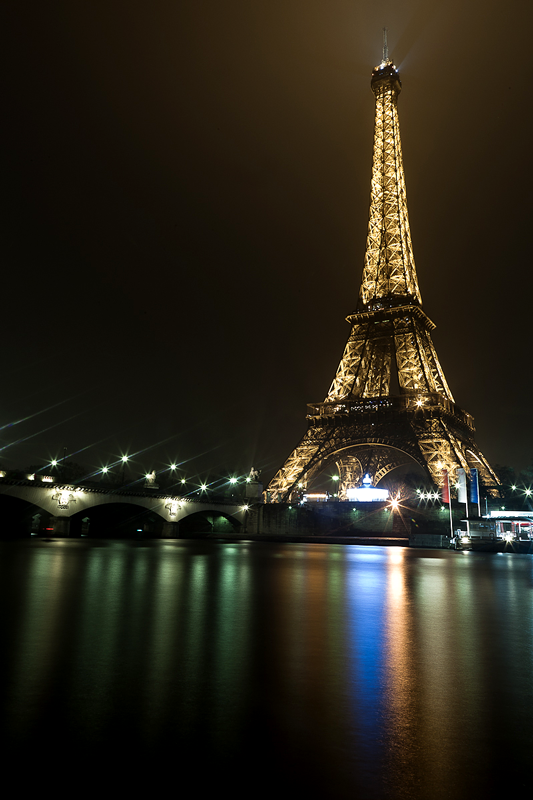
[22,532,409,546]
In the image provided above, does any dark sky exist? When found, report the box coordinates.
[3,0,533,484]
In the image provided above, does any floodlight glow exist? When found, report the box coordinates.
[525,489,532,497]
[331,475,339,481]
[229,477,237,484]
[200,484,207,490]
[242,505,249,511]
[122,456,128,463]
[51,460,57,466]
[170,464,177,470]
[390,498,399,510]
[102,467,108,473]
[181,478,186,484]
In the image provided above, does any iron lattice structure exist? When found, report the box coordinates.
[267,54,500,502]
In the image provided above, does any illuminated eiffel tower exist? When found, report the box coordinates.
[267,36,500,502]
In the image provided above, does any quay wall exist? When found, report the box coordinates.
[245,501,464,540]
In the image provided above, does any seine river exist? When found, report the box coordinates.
[1,539,532,798]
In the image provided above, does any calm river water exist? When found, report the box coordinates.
[1,539,532,798]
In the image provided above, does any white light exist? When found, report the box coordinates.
[347,473,389,502]
[181,478,186,484]
[242,505,249,511]
[461,537,470,544]
[170,464,177,470]
[303,493,328,503]
[51,460,57,466]
[201,484,207,490]
[347,486,389,501]
[102,467,108,473]
[122,456,128,463]
[229,477,237,484]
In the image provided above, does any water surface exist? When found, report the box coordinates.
[1,540,531,797]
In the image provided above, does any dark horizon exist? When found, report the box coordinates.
[3,1,533,485]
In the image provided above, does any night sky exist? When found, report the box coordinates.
[3,0,533,485]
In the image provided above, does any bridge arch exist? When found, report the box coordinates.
[68,502,166,538]
[0,493,52,537]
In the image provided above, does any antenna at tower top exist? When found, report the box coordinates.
[382,27,389,62]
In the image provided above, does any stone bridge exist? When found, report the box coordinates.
[0,479,253,537]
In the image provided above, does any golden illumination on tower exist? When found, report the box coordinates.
[361,59,421,307]
[266,39,500,503]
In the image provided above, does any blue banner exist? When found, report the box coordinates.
[470,468,479,503]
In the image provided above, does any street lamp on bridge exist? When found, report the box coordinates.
[121,455,129,484]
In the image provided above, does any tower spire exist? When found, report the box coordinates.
[360,55,421,309]
[382,27,389,62]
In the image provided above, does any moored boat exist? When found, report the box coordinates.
[452,512,533,552]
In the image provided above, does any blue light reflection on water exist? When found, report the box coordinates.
[1,540,533,798]
[345,547,389,771]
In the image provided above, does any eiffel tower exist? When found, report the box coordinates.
[267,37,500,503]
